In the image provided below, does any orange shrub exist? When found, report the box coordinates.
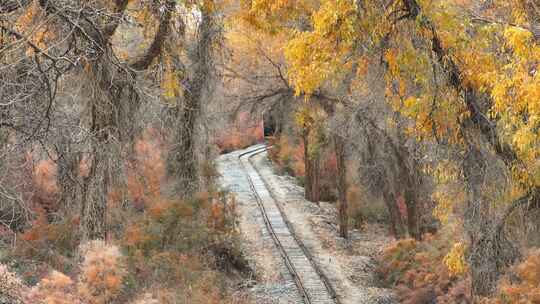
[29,271,80,304]
[482,248,540,303]
[378,234,471,303]
[214,112,264,153]
[78,241,126,304]
[21,154,60,215]
[268,135,338,200]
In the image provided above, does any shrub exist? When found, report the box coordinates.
[0,264,28,304]
[131,293,159,304]
[28,270,80,304]
[15,210,79,274]
[31,158,59,214]
[78,240,127,304]
[214,112,263,153]
[378,233,472,303]
[482,248,540,303]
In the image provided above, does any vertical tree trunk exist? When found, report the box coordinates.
[303,128,321,202]
[404,189,420,240]
[169,95,199,196]
[56,139,80,216]
[80,62,122,240]
[80,151,109,240]
[383,192,406,239]
[310,151,321,202]
[334,135,348,239]
[167,9,212,197]
[303,129,313,200]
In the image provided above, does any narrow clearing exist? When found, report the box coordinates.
[217,145,396,304]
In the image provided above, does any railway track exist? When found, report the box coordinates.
[239,145,339,304]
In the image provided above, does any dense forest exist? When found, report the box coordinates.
[1,0,540,303]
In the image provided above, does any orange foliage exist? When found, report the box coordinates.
[24,155,60,214]
[78,241,126,304]
[482,248,540,303]
[29,271,81,304]
[378,235,471,303]
[124,127,167,211]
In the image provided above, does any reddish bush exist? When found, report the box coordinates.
[21,154,60,216]
[214,112,264,153]
[78,240,126,304]
[378,234,472,304]
[29,270,80,304]
[268,135,338,200]
[481,248,540,303]
[123,128,167,211]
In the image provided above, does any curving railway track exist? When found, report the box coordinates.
[238,145,339,304]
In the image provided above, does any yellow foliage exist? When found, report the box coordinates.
[504,27,533,59]
[161,55,183,102]
[285,0,357,96]
[444,242,468,276]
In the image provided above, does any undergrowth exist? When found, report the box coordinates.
[0,128,252,303]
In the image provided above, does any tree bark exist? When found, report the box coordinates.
[334,135,348,239]
[310,152,320,202]
[383,192,406,239]
[303,128,321,202]
[404,188,420,240]
[169,96,199,196]
[168,8,212,197]
[303,129,312,200]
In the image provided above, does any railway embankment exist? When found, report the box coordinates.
[217,145,396,304]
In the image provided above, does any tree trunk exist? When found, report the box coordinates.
[167,9,212,197]
[303,129,313,200]
[303,128,321,202]
[383,192,406,239]
[310,152,320,202]
[56,139,81,217]
[80,59,122,240]
[80,151,109,240]
[168,95,199,196]
[334,135,348,239]
[404,189,420,240]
